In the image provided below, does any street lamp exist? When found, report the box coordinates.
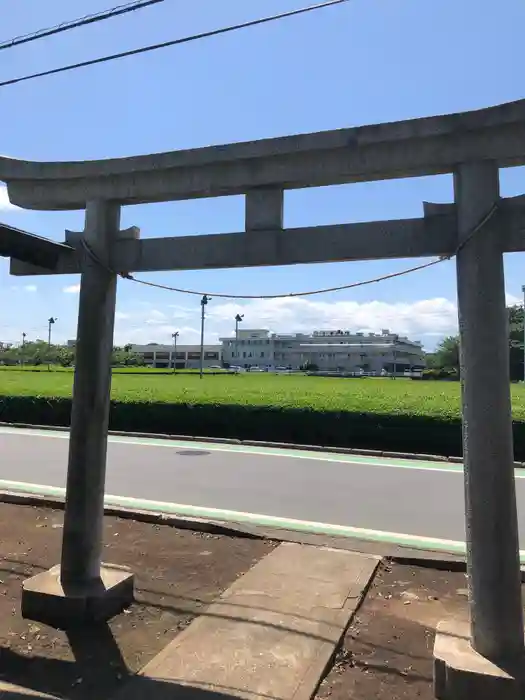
[392,334,399,379]
[21,332,26,367]
[200,295,211,378]
[522,285,525,383]
[47,317,57,371]
[235,313,244,367]
[172,331,179,374]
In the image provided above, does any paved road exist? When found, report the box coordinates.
[1,426,525,548]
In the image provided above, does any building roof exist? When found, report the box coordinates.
[131,344,221,352]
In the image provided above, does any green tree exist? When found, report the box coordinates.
[0,344,17,365]
[111,346,144,367]
[56,346,75,367]
[429,305,525,381]
[434,336,460,372]
[12,340,55,366]
[424,352,438,369]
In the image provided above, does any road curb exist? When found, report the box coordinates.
[1,487,513,579]
[3,424,524,577]
[0,419,500,466]
[0,489,263,540]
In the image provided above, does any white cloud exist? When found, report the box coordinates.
[0,184,19,211]
[6,290,519,350]
[167,304,193,320]
[112,295,459,349]
[115,322,199,346]
[9,284,38,292]
[144,309,168,325]
[506,292,522,306]
[63,284,80,294]
[207,297,458,343]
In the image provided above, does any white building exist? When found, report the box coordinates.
[131,343,222,369]
[220,328,425,374]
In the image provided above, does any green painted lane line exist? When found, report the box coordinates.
[1,477,525,564]
[5,423,525,478]
[1,425,458,471]
[0,425,486,475]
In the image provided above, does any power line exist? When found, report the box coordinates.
[0,0,349,88]
[0,0,164,52]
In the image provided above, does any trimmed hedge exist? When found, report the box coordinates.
[0,393,471,458]
[422,368,459,381]
[3,395,525,460]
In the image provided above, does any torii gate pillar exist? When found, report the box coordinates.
[21,201,135,627]
[434,163,525,697]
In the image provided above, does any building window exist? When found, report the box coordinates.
[260,351,265,358]
[243,351,246,359]
[205,352,219,360]
[187,352,200,360]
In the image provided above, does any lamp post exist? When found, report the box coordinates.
[235,313,244,367]
[200,295,211,378]
[521,285,525,383]
[21,332,26,367]
[172,331,179,374]
[47,317,57,371]
[392,334,399,379]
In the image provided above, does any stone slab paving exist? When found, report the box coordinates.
[114,542,381,700]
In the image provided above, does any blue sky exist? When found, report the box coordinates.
[1,0,524,349]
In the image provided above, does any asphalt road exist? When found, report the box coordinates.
[1,426,525,546]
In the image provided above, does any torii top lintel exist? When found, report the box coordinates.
[1,99,525,211]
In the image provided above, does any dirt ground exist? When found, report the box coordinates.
[0,502,276,699]
[317,561,473,700]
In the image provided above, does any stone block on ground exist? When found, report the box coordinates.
[434,618,525,699]
[21,563,134,628]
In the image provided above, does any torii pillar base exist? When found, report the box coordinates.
[434,619,525,699]
[21,563,134,629]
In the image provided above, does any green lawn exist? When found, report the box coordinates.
[1,370,525,422]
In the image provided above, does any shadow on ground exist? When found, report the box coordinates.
[1,623,128,699]
[0,623,277,699]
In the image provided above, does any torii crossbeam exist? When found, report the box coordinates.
[0,223,74,269]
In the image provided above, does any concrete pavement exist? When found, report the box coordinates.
[2,425,525,550]
[113,542,380,700]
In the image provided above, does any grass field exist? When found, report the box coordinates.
[1,369,525,421]
[3,369,525,457]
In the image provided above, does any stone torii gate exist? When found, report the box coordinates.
[2,99,525,696]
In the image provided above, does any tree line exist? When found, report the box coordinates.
[426,304,524,381]
[0,341,144,368]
